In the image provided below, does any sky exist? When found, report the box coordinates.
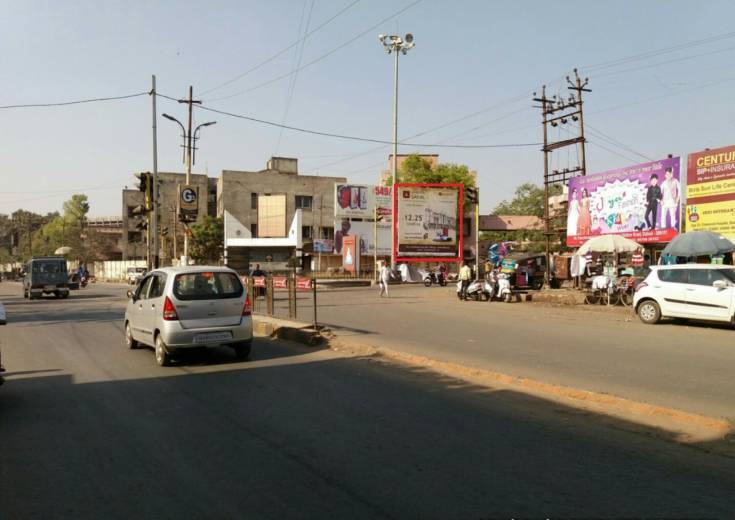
[2,0,735,217]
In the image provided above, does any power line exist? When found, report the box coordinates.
[205,0,423,102]
[275,0,317,154]
[200,0,361,96]
[0,92,149,110]
[189,100,541,148]
[584,124,654,162]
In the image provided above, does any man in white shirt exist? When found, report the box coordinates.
[660,167,680,229]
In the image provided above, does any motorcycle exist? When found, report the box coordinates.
[456,279,492,301]
[423,271,447,287]
[80,275,88,288]
[486,271,513,302]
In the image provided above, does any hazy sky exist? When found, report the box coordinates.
[2,0,735,217]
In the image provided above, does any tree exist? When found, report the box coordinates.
[388,154,477,205]
[63,194,90,223]
[189,216,224,264]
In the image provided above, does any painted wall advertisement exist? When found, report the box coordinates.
[566,157,681,247]
[394,184,463,260]
[333,219,391,256]
[334,183,392,219]
[686,144,735,240]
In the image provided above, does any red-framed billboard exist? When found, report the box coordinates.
[393,183,464,263]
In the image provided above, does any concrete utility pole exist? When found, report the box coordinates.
[182,86,197,265]
[379,33,415,267]
[533,69,590,284]
[151,75,160,268]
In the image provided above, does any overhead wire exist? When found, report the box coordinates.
[0,92,149,110]
[200,0,361,96]
[205,0,423,102]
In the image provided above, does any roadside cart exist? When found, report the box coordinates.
[500,253,547,291]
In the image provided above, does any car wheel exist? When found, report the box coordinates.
[233,340,252,360]
[155,334,171,366]
[125,322,139,350]
[637,300,661,325]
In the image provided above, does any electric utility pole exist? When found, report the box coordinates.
[151,75,160,268]
[178,86,201,265]
[533,69,591,283]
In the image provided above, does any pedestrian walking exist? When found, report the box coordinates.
[459,261,472,300]
[379,262,393,297]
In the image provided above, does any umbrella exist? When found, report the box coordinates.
[54,246,72,255]
[576,234,642,255]
[661,231,735,257]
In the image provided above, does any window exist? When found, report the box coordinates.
[127,231,142,243]
[251,193,258,209]
[173,272,243,300]
[137,276,154,300]
[148,273,167,298]
[657,269,688,284]
[320,227,334,240]
[689,269,734,286]
[302,226,313,239]
[250,223,257,238]
[296,195,313,210]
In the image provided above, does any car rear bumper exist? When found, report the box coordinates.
[31,286,69,294]
[159,318,253,349]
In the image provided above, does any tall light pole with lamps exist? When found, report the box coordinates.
[379,32,414,267]
[162,111,216,265]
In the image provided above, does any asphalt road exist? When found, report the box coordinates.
[1,282,735,518]
[280,283,735,420]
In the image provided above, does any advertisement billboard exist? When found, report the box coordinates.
[333,219,391,256]
[686,144,735,240]
[394,183,463,261]
[566,157,681,247]
[335,183,392,219]
[342,235,358,274]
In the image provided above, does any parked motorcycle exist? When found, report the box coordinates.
[423,271,447,287]
[486,271,513,302]
[456,279,492,301]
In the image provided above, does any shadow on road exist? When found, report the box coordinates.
[1,340,733,519]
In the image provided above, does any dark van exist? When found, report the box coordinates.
[23,256,70,299]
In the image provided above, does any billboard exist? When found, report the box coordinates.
[567,157,681,247]
[342,235,358,274]
[394,183,463,261]
[333,219,391,256]
[335,183,392,219]
[686,144,735,240]
[257,194,287,237]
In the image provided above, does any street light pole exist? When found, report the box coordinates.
[379,33,414,268]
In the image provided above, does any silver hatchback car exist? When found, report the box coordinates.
[124,266,253,366]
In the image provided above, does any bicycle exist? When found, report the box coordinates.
[584,275,620,306]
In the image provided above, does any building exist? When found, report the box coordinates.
[121,172,215,261]
[218,157,346,273]
[86,216,124,260]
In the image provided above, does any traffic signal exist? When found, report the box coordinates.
[134,220,148,231]
[135,172,149,193]
[466,186,479,204]
[161,226,169,236]
[130,205,147,217]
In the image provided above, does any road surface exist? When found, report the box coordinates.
[1,282,734,518]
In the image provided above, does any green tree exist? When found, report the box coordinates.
[63,194,90,223]
[388,154,477,205]
[189,216,224,265]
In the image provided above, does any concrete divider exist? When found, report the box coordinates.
[253,315,325,346]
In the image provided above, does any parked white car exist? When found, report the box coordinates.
[633,264,735,325]
[124,266,253,366]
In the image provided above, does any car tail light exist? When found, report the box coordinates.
[635,281,647,292]
[163,296,179,321]
[242,295,252,317]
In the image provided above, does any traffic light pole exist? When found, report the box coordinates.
[151,75,160,268]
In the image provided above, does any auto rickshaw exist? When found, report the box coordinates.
[499,252,547,291]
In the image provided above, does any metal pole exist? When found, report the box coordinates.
[391,49,399,268]
[312,276,317,330]
[475,188,480,279]
[184,85,193,265]
[577,73,588,177]
[374,205,378,283]
[151,75,160,268]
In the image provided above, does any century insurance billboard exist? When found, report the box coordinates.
[394,183,463,261]
[685,144,735,240]
[566,157,681,247]
[334,183,392,219]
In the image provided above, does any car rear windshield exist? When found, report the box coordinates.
[173,272,243,300]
